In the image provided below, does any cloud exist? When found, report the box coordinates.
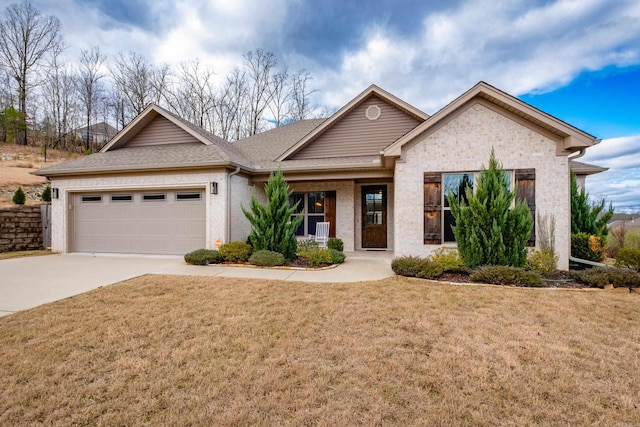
[318,0,640,111]
[582,135,640,212]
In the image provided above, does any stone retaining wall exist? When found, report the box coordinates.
[0,205,44,252]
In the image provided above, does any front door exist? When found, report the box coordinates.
[362,185,387,248]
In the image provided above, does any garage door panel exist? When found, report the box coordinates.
[73,190,205,255]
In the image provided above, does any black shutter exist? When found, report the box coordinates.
[424,173,442,244]
[515,169,536,247]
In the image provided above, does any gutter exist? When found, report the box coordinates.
[226,166,242,243]
[567,148,586,161]
[569,255,612,269]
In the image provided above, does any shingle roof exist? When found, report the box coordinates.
[34,143,233,176]
[234,119,326,162]
[569,160,608,175]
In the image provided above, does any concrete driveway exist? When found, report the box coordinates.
[0,252,394,316]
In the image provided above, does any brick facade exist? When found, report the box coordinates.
[394,101,571,269]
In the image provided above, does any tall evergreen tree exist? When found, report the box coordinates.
[242,169,303,260]
[570,172,613,236]
[449,150,533,269]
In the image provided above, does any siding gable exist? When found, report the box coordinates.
[290,95,421,160]
[123,115,200,148]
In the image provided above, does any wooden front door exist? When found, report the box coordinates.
[362,185,387,248]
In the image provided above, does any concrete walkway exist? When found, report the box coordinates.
[0,251,394,316]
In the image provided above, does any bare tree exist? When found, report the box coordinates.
[77,46,105,151]
[267,68,291,127]
[243,49,276,136]
[289,70,318,121]
[214,67,247,141]
[41,44,77,150]
[163,59,216,131]
[110,51,166,123]
[0,1,62,144]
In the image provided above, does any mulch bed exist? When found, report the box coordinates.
[440,270,586,288]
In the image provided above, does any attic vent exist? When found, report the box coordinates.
[365,105,381,121]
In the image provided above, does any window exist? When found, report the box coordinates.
[81,195,102,203]
[176,192,202,201]
[425,170,529,244]
[142,193,166,201]
[290,192,325,236]
[111,194,133,202]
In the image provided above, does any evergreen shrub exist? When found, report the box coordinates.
[249,250,286,267]
[184,249,223,265]
[470,265,543,287]
[219,241,252,262]
[614,248,640,271]
[12,187,25,205]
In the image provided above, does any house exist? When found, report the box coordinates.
[35,82,604,269]
[75,122,118,146]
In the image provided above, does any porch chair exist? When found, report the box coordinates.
[310,222,330,248]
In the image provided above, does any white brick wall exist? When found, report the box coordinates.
[394,102,571,269]
[50,170,228,253]
[229,173,254,243]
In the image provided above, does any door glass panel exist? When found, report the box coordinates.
[365,191,383,225]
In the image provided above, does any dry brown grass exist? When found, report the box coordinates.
[1,275,639,426]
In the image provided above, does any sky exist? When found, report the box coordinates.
[14,0,640,211]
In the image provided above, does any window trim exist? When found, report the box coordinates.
[290,192,326,236]
[175,192,202,201]
[81,195,102,203]
[424,170,519,245]
[110,194,133,202]
[142,193,167,202]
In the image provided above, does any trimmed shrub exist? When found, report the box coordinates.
[249,250,286,267]
[219,241,252,262]
[298,247,333,267]
[392,256,426,277]
[184,249,223,265]
[415,261,444,279]
[12,187,26,205]
[328,238,344,252]
[391,256,442,279]
[571,233,604,262]
[572,267,640,289]
[329,249,346,264]
[41,185,52,202]
[526,248,558,276]
[431,247,465,272]
[615,248,640,271]
[470,265,544,287]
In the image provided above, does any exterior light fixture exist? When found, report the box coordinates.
[52,188,59,199]
[210,182,218,195]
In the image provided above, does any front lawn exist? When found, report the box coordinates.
[1,276,638,426]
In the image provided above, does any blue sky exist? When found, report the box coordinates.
[24,0,640,211]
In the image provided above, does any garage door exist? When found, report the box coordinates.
[72,189,206,255]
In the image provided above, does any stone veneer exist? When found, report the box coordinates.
[0,205,44,252]
[393,101,572,270]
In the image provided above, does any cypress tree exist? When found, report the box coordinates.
[242,170,303,261]
[570,172,613,236]
[448,150,533,269]
[12,186,26,205]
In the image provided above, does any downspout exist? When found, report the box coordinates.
[226,166,241,243]
[567,148,586,161]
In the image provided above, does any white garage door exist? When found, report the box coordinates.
[72,189,206,255]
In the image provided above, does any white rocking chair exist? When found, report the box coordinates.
[310,222,330,248]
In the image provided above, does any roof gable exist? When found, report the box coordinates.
[101,104,224,152]
[383,81,598,157]
[277,85,429,161]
